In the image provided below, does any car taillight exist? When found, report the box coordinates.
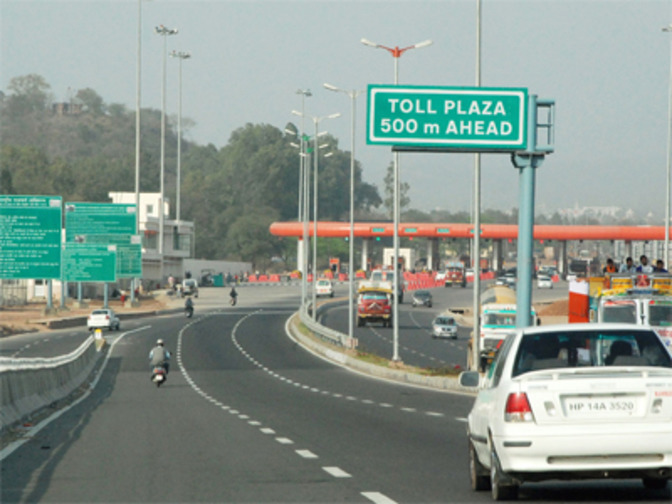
[505,392,534,423]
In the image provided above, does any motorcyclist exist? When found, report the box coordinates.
[149,339,171,375]
[230,287,238,304]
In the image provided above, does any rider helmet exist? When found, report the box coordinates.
[157,339,164,346]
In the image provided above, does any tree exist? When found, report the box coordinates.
[383,161,410,219]
[76,88,106,115]
[224,206,281,271]
[4,74,52,116]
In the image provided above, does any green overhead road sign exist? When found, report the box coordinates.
[367,85,528,151]
[63,244,117,282]
[82,234,142,278]
[0,195,62,279]
[65,202,136,242]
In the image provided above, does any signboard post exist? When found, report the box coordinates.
[366,85,554,370]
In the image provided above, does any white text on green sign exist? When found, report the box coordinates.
[367,85,527,151]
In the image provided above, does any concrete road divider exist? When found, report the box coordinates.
[0,336,101,432]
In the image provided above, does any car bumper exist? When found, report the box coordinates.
[433,330,457,338]
[492,427,672,475]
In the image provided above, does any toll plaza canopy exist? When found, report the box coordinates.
[269,222,669,241]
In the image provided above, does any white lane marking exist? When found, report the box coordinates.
[426,411,444,417]
[323,466,352,478]
[296,449,318,459]
[276,437,294,445]
[260,428,276,435]
[455,417,468,422]
[362,491,399,504]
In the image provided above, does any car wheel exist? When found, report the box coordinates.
[642,478,669,491]
[490,446,519,501]
[469,439,490,491]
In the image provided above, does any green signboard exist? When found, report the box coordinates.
[63,244,117,282]
[0,195,62,279]
[65,202,136,242]
[64,202,140,280]
[81,234,142,278]
[367,85,528,151]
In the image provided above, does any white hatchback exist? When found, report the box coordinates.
[460,323,672,500]
[315,279,334,298]
[536,274,553,289]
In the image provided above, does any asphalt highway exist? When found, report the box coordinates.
[1,284,661,503]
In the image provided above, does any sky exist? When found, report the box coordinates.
[2,0,672,219]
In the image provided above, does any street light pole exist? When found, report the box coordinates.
[361,37,432,362]
[292,110,340,319]
[663,24,672,269]
[171,50,191,223]
[296,89,311,307]
[472,0,483,371]
[155,24,178,287]
[133,0,143,306]
[324,83,363,343]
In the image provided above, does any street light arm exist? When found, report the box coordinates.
[399,39,433,55]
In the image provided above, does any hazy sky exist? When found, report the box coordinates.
[2,0,671,218]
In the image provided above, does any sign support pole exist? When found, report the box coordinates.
[512,94,546,328]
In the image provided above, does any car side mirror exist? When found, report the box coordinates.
[458,371,481,389]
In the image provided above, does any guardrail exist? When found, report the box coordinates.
[0,336,101,431]
[299,300,352,348]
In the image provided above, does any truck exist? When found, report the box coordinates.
[359,268,404,303]
[443,261,466,288]
[569,273,672,354]
[467,285,537,371]
[357,286,393,328]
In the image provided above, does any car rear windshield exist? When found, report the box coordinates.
[435,317,455,325]
[92,310,108,315]
[511,329,672,377]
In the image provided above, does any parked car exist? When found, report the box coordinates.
[459,323,672,500]
[182,278,199,297]
[315,278,334,298]
[536,274,553,289]
[87,308,121,331]
[411,290,433,307]
[431,315,458,339]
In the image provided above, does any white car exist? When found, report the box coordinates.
[182,278,199,297]
[536,274,553,289]
[431,315,458,339]
[315,279,334,298]
[87,308,121,331]
[459,323,672,500]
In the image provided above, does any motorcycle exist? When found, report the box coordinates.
[229,296,237,306]
[151,366,167,387]
[185,305,194,318]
